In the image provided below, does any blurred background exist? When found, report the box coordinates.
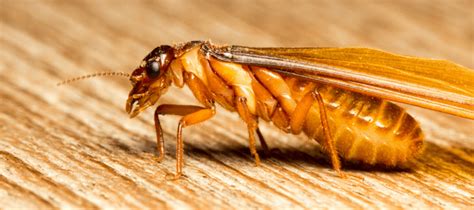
[1,0,473,209]
[2,0,473,69]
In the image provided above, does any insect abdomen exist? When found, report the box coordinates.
[188,53,424,166]
[302,85,424,166]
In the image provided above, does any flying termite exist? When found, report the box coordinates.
[59,40,474,178]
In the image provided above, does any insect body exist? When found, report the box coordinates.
[122,41,474,178]
[62,41,474,178]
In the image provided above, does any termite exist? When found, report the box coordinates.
[60,41,474,178]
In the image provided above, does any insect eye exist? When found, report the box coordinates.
[146,61,160,78]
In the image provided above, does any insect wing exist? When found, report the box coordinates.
[205,45,474,119]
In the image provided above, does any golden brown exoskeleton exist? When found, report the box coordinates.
[60,41,474,178]
[121,41,474,178]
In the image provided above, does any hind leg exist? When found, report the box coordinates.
[313,90,344,177]
[288,89,344,177]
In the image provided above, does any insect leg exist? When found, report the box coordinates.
[154,105,206,161]
[289,91,316,134]
[256,126,269,154]
[176,105,216,178]
[235,96,261,166]
[153,104,215,179]
[313,90,345,177]
[154,108,166,162]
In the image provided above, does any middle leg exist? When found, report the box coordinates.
[256,126,269,155]
[235,96,261,166]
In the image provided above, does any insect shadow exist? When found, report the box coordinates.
[104,132,472,174]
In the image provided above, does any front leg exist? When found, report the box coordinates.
[153,104,215,178]
[154,104,206,162]
[176,105,215,178]
[235,96,261,166]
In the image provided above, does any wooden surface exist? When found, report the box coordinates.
[1,0,473,209]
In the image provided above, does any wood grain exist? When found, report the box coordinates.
[1,0,473,209]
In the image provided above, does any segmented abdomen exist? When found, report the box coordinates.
[193,53,424,166]
[301,84,424,166]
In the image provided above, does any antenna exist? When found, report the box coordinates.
[56,71,130,86]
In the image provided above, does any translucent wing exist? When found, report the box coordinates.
[203,45,474,119]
